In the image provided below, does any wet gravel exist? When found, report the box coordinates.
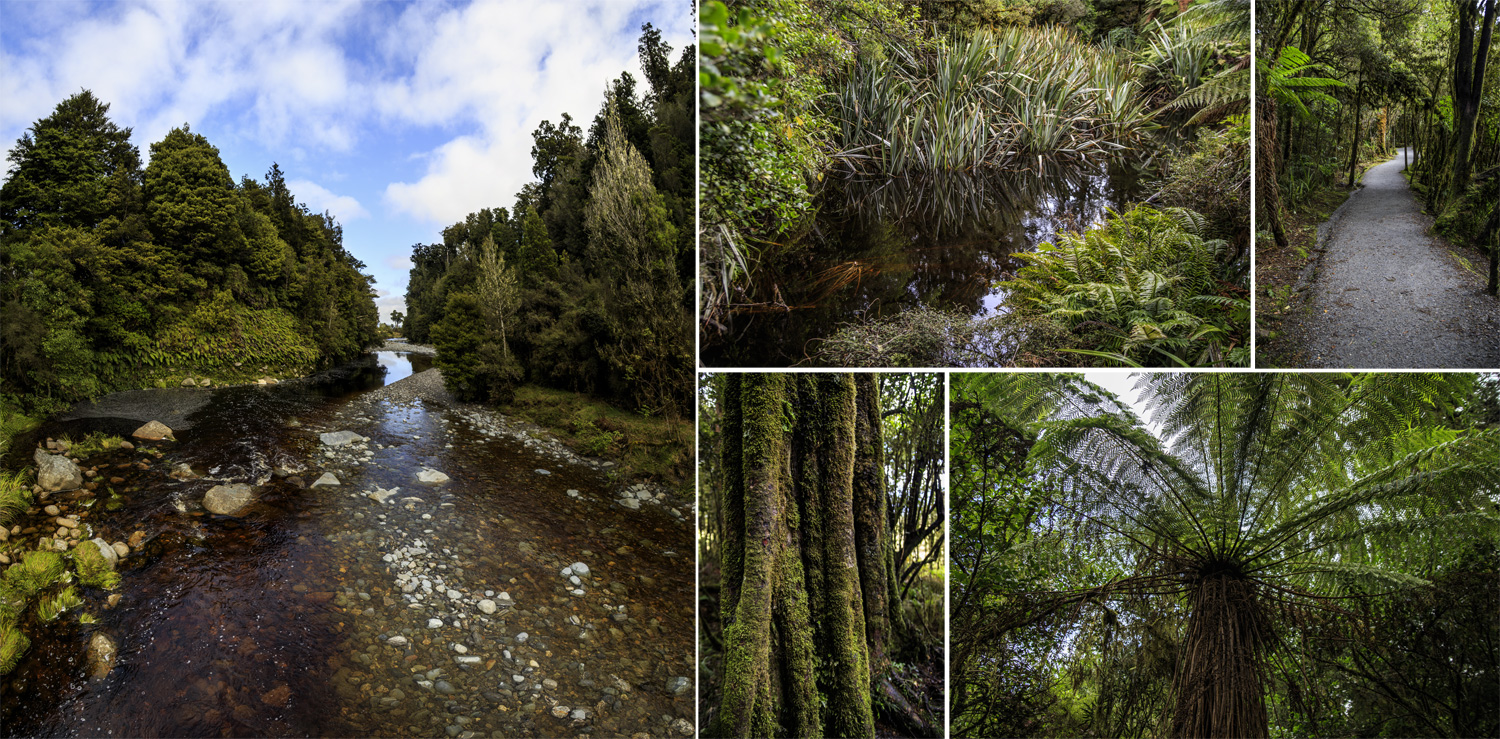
[1281,149,1500,368]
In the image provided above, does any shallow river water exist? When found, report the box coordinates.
[1,352,695,738]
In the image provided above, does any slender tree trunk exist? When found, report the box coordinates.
[1259,95,1290,247]
[1451,0,1498,201]
[853,374,892,678]
[710,373,883,739]
[1347,78,1364,188]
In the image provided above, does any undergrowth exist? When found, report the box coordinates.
[499,385,693,486]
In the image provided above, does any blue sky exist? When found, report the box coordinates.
[1,0,694,322]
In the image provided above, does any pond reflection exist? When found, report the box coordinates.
[703,154,1156,367]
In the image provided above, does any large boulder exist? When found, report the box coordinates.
[131,421,175,441]
[416,468,449,484]
[33,448,82,492]
[87,632,117,680]
[319,431,366,447]
[203,483,256,515]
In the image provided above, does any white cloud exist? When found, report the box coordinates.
[378,0,692,225]
[287,178,369,222]
[385,254,413,271]
[1,0,368,167]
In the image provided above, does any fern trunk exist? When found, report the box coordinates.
[1171,574,1271,739]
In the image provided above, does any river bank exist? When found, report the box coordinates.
[1,350,695,738]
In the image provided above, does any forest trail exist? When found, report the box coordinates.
[1283,149,1500,368]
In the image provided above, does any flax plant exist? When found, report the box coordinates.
[831,26,1150,178]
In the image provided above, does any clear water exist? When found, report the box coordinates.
[2,355,694,738]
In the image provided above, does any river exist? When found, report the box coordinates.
[1,350,695,738]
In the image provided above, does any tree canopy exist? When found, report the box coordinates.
[1,91,378,412]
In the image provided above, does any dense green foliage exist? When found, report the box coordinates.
[701,0,1250,366]
[1004,205,1249,366]
[1,91,378,414]
[951,372,1500,738]
[402,25,693,417]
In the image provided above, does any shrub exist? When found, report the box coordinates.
[1003,204,1249,366]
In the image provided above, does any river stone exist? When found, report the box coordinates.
[388,635,408,647]
[515,632,528,644]
[417,468,450,484]
[181,377,196,387]
[551,705,570,718]
[319,430,365,447]
[169,463,199,480]
[87,632,117,680]
[131,420,175,441]
[91,538,119,566]
[311,472,340,487]
[44,504,60,516]
[618,498,640,510]
[203,483,255,515]
[111,541,129,558]
[569,562,589,576]
[477,599,496,614]
[368,487,397,503]
[667,676,690,695]
[33,449,82,492]
[672,718,694,736]
[427,618,444,629]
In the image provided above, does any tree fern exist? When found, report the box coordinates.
[959,372,1500,738]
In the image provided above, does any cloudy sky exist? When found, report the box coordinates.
[1,0,694,322]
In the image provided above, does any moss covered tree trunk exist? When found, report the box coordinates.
[710,373,891,739]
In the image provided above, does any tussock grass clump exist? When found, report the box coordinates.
[832,26,1149,177]
[3,551,68,599]
[61,431,125,458]
[0,620,29,675]
[72,543,120,590]
[0,469,32,529]
[35,585,83,622]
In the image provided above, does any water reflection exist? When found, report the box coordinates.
[374,351,432,385]
[703,154,1156,366]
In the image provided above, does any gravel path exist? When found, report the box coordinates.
[1280,149,1500,368]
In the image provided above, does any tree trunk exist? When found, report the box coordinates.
[1451,0,1498,201]
[852,374,893,678]
[1171,575,1271,739]
[1258,95,1290,248]
[710,373,884,739]
[1347,78,1364,189]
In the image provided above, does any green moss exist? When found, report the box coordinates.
[775,546,821,738]
[72,543,120,590]
[67,431,125,458]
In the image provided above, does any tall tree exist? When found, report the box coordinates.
[709,373,897,738]
[0,90,141,234]
[961,372,1500,739]
[584,99,689,416]
[143,125,242,290]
